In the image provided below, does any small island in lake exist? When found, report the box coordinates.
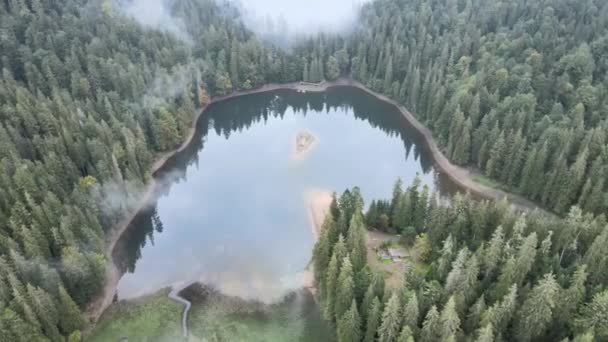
[291,130,318,161]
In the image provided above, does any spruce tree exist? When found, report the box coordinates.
[402,292,419,331]
[313,216,333,288]
[347,212,367,273]
[326,56,340,80]
[420,305,440,342]
[515,273,560,341]
[396,325,414,342]
[575,290,608,339]
[336,257,355,320]
[364,297,382,342]
[482,285,518,337]
[57,286,84,334]
[475,324,494,342]
[378,293,402,342]
[439,296,461,341]
[338,300,361,342]
[324,253,340,320]
[465,295,486,333]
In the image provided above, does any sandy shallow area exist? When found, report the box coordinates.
[305,190,333,241]
[302,190,333,294]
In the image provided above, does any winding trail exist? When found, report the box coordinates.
[168,282,193,338]
[85,77,546,333]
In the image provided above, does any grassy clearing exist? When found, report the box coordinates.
[186,291,333,342]
[189,309,301,342]
[472,174,503,190]
[380,258,394,265]
[88,289,183,342]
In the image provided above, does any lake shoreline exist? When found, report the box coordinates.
[85,77,542,330]
[84,80,349,327]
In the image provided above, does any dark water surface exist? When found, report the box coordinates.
[113,87,462,340]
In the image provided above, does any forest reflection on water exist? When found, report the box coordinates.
[111,86,464,339]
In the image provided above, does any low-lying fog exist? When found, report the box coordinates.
[116,0,369,46]
[236,0,368,38]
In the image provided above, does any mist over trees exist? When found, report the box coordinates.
[1,0,607,340]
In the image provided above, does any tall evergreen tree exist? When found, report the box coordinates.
[338,300,361,342]
[378,292,402,342]
[515,273,560,341]
[364,297,382,342]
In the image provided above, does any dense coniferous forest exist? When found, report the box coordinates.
[346,0,608,216]
[0,0,607,340]
[0,0,302,339]
[315,183,608,341]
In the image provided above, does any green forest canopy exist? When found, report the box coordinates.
[315,183,608,341]
[0,0,607,340]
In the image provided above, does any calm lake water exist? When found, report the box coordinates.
[113,87,461,340]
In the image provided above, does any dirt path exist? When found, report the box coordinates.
[168,282,194,338]
[86,77,546,332]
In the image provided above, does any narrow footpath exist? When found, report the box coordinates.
[168,282,193,338]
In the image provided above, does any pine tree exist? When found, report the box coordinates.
[324,253,340,320]
[420,305,440,342]
[482,285,518,337]
[27,284,62,341]
[383,56,393,93]
[412,233,431,263]
[485,131,506,179]
[402,292,419,331]
[413,185,429,231]
[396,325,414,342]
[303,61,310,82]
[336,257,355,320]
[469,93,481,126]
[198,87,211,107]
[153,108,181,151]
[440,296,461,341]
[483,226,504,279]
[57,285,84,334]
[447,107,465,158]
[437,235,456,280]
[452,118,472,165]
[348,212,367,273]
[390,178,403,224]
[338,300,361,342]
[475,324,494,342]
[0,308,47,342]
[313,215,333,289]
[575,290,608,339]
[326,56,340,80]
[466,295,486,333]
[494,233,537,299]
[229,40,239,88]
[516,273,560,341]
[555,265,587,330]
[364,297,382,342]
[445,247,470,295]
[378,292,402,342]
